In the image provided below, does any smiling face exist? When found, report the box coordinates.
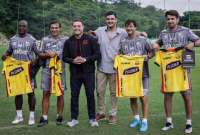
[72,21,84,36]
[105,15,117,29]
[125,22,137,36]
[166,15,179,30]
[50,23,61,38]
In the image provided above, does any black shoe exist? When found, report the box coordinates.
[38,116,48,127]
[56,116,63,125]
[185,124,192,134]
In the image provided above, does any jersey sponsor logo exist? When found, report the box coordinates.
[9,67,24,76]
[123,67,139,75]
[166,61,181,70]
[13,49,29,55]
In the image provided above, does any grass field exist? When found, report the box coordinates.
[0,45,200,135]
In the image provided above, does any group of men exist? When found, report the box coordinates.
[2,10,200,134]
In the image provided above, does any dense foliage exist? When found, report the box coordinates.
[0,0,199,39]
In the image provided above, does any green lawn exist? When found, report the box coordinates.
[0,45,200,135]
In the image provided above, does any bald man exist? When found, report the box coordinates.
[2,20,40,125]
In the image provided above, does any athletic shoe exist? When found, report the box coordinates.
[161,122,173,131]
[185,124,192,134]
[108,115,117,124]
[38,116,48,127]
[28,116,35,126]
[12,116,23,124]
[130,118,140,128]
[96,113,106,121]
[89,119,99,127]
[56,116,63,125]
[67,119,79,127]
[140,121,148,132]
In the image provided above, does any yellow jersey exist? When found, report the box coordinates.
[114,55,144,98]
[2,57,32,96]
[155,49,189,93]
[49,55,63,96]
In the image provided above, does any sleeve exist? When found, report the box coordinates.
[62,39,74,64]
[85,37,101,63]
[187,29,199,42]
[118,41,123,55]
[4,40,13,56]
[94,27,101,38]
[156,33,163,47]
[154,51,161,66]
[145,38,153,51]
[32,39,41,55]
[40,38,46,53]
[118,36,126,55]
[114,55,119,69]
[145,38,155,58]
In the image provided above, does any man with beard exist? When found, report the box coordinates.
[154,10,200,134]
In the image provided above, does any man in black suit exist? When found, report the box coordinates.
[62,19,101,127]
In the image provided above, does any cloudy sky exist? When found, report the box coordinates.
[134,0,200,15]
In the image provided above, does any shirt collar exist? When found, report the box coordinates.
[104,26,122,35]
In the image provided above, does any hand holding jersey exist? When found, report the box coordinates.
[117,19,152,132]
[38,21,67,127]
[155,10,200,134]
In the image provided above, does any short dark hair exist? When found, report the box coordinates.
[72,19,84,25]
[125,19,137,27]
[165,10,180,18]
[48,20,61,29]
[105,11,117,18]
[18,20,28,26]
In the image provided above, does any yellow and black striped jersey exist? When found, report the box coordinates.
[49,55,63,96]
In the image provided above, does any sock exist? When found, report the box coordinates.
[16,110,23,118]
[43,115,48,120]
[57,113,62,118]
[134,115,140,120]
[29,111,35,118]
[186,119,192,125]
[166,117,172,123]
[142,118,147,124]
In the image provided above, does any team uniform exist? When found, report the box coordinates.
[157,26,199,94]
[4,34,39,89]
[155,48,190,93]
[118,35,153,96]
[49,55,63,96]
[114,55,144,97]
[2,57,32,96]
[41,36,68,92]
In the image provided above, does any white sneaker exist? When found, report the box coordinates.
[12,116,23,124]
[28,117,35,125]
[185,124,192,134]
[161,122,173,131]
[89,119,99,127]
[67,119,79,127]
